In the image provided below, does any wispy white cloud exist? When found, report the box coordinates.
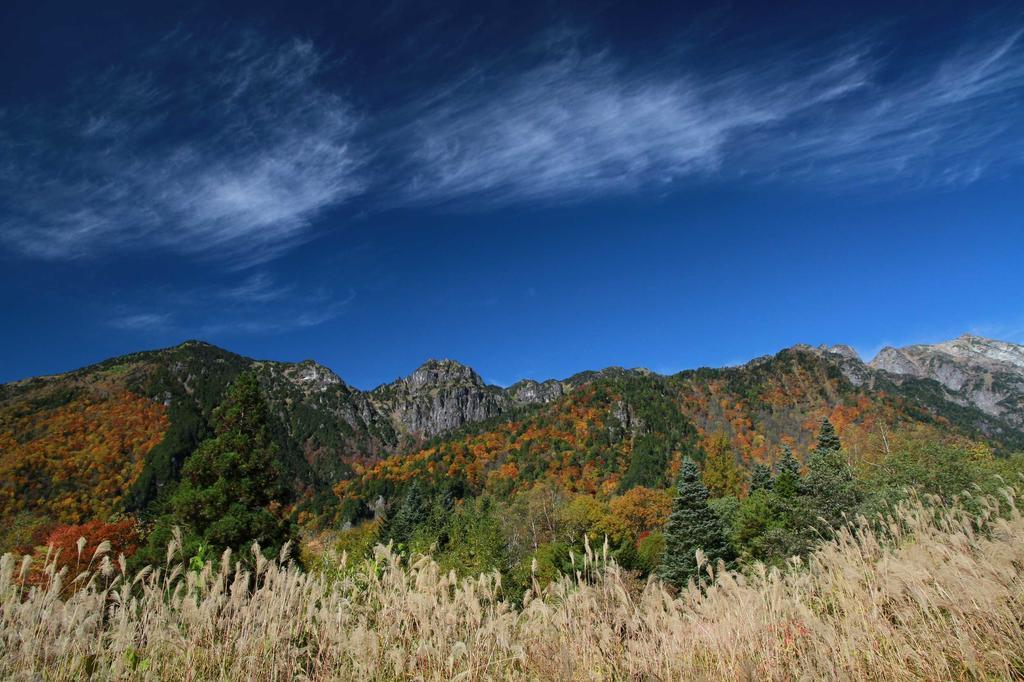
[0,31,364,264]
[2,24,1023,261]
[195,287,356,335]
[738,30,1024,188]
[397,29,1024,204]
[968,319,1024,344]
[108,312,174,332]
[106,278,355,337]
[220,272,293,303]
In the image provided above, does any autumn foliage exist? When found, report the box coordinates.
[337,384,630,508]
[44,519,140,567]
[336,353,917,521]
[0,392,167,524]
[607,486,672,542]
[12,518,142,589]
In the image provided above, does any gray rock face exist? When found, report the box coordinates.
[870,347,923,377]
[372,359,513,438]
[507,379,566,405]
[255,356,580,449]
[389,384,506,435]
[868,334,1024,427]
[280,360,343,392]
[825,344,861,361]
[405,359,485,390]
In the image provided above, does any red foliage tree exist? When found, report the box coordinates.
[44,518,141,570]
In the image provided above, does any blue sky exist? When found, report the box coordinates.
[1,0,1023,388]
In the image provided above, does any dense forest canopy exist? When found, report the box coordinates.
[2,338,1021,597]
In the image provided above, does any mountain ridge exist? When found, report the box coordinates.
[6,333,1024,448]
[3,333,1023,529]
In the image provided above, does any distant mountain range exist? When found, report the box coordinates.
[2,334,1023,527]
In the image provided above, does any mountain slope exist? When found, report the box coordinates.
[2,334,1023,529]
[0,343,557,525]
[336,343,1024,520]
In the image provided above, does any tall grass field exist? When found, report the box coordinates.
[2,487,1023,680]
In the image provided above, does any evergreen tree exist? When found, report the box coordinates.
[167,373,294,560]
[774,446,803,499]
[730,489,776,560]
[701,433,746,498]
[382,481,431,550]
[814,417,842,453]
[438,496,510,579]
[730,446,816,566]
[803,419,862,532]
[749,463,774,494]
[658,459,730,588]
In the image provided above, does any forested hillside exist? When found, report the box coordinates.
[2,336,1023,586]
[3,336,1024,681]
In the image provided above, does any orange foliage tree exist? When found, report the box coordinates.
[607,486,673,543]
[21,518,142,588]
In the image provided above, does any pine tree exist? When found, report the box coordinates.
[749,463,774,494]
[168,373,294,560]
[701,433,746,498]
[814,417,842,453]
[732,448,815,565]
[383,481,431,550]
[774,446,803,499]
[439,496,510,578]
[659,459,730,588]
[804,418,862,532]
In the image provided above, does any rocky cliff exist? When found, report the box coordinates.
[370,359,511,437]
[869,334,1024,428]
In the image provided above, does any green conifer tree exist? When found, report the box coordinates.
[168,372,294,560]
[773,446,803,499]
[804,418,862,532]
[814,417,842,453]
[731,447,814,566]
[749,463,774,494]
[658,459,730,588]
[383,481,430,550]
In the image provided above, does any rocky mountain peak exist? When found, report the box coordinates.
[868,334,1024,428]
[823,344,861,361]
[367,359,503,438]
[790,343,861,361]
[786,343,870,385]
[174,339,218,350]
[508,379,567,404]
[936,334,1024,369]
[869,335,1024,374]
[281,360,344,392]
[405,359,485,390]
[869,346,918,375]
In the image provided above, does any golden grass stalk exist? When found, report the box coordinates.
[1,488,1022,680]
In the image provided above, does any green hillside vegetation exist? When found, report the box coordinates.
[2,340,1023,597]
[2,341,1024,678]
[312,414,1024,597]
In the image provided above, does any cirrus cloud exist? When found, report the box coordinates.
[0,31,365,264]
[2,23,1023,263]
[396,29,1024,204]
